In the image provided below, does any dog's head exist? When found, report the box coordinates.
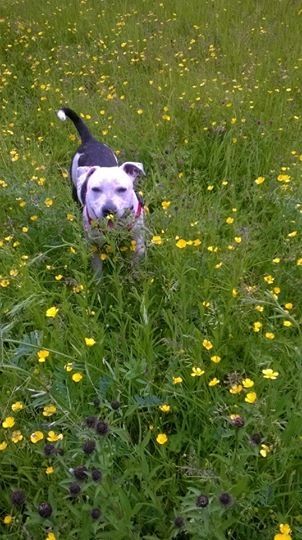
[76,162,145,220]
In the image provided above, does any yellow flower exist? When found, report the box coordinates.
[208,377,220,386]
[84,337,96,346]
[193,238,201,247]
[55,274,63,281]
[287,230,297,238]
[30,431,44,443]
[11,430,23,443]
[47,431,63,442]
[46,532,57,540]
[43,404,57,417]
[64,362,73,372]
[265,332,275,340]
[262,368,279,380]
[2,416,15,428]
[72,372,83,382]
[44,198,54,207]
[229,384,243,394]
[172,376,183,385]
[151,235,162,245]
[297,258,302,265]
[159,404,171,413]
[0,441,8,451]
[234,236,242,243]
[225,217,234,224]
[284,303,293,310]
[3,515,13,525]
[255,305,264,312]
[283,320,292,327]
[156,433,168,445]
[161,200,171,210]
[245,391,257,404]
[253,321,262,332]
[202,339,213,350]
[72,283,84,293]
[37,349,50,362]
[242,378,254,388]
[264,274,274,284]
[130,240,137,252]
[277,174,291,183]
[274,533,291,540]
[46,466,55,475]
[229,414,241,422]
[211,355,221,363]
[260,444,271,457]
[176,239,187,249]
[255,176,265,185]
[46,306,59,318]
[11,401,24,412]
[191,367,205,377]
[279,524,292,535]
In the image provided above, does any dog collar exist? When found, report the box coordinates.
[135,199,143,219]
[85,198,144,227]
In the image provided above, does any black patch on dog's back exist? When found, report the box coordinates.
[77,140,117,168]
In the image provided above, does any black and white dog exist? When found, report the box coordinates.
[57,107,145,260]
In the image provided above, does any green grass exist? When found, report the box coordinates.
[1,0,302,538]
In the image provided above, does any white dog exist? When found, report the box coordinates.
[57,107,145,264]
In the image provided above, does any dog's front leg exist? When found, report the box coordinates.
[91,253,103,275]
[132,219,145,265]
[83,212,104,276]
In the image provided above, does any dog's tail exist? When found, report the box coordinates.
[57,107,93,144]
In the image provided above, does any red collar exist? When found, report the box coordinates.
[135,200,143,219]
[85,200,143,227]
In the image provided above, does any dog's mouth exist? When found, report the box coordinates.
[91,211,130,231]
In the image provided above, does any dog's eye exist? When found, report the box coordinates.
[92,187,102,193]
[116,187,127,193]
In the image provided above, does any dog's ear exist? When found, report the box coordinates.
[77,166,96,205]
[77,166,92,177]
[120,162,145,181]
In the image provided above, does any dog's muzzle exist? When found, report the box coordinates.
[102,204,117,218]
[85,200,144,229]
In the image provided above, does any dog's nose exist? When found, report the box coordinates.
[102,205,117,217]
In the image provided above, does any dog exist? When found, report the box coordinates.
[57,107,145,268]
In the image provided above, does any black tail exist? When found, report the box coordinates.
[57,107,93,144]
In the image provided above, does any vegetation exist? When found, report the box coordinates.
[0,0,302,538]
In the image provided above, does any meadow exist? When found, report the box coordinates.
[0,0,302,538]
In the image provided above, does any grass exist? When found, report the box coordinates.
[1,0,302,538]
